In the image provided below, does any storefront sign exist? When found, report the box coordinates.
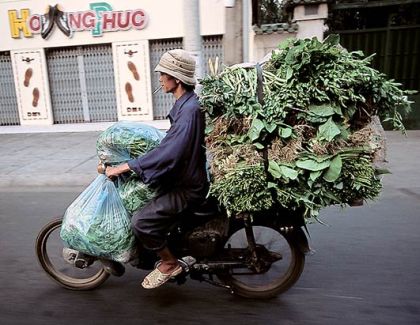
[8,2,148,39]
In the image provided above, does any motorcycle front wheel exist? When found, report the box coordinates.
[218,225,305,299]
[35,217,110,290]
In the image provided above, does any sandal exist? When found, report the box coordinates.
[141,265,183,289]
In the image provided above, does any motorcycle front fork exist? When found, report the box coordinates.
[243,213,265,273]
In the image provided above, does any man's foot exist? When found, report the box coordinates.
[141,263,183,289]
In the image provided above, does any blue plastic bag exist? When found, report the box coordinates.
[60,175,136,263]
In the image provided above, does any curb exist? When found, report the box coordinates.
[0,174,97,189]
[0,120,170,134]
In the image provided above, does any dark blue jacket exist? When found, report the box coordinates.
[128,91,208,190]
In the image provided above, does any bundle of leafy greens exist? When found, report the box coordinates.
[200,35,415,220]
[117,174,155,215]
[97,121,165,165]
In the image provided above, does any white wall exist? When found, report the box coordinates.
[294,3,328,40]
[252,32,297,62]
[0,0,226,51]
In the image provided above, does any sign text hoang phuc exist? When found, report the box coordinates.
[8,2,148,38]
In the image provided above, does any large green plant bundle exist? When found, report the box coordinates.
[200,35,415,220]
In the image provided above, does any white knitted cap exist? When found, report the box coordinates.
[154,49,197,86]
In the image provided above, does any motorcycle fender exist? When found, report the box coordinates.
[284,228,310,255]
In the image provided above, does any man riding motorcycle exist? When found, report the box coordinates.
[105,49,209,289]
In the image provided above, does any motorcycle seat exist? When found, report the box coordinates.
[191,198,219,217]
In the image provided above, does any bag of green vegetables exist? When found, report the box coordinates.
[60,174,136,263]
[97,121,166,165]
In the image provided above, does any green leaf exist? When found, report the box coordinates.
[310,170,323,181]
[286,67,293,81]
[205,124,214,134]
[254,142,264,150]
[323,155,342,182]
[285,49,295,64]
[278,40,290,50]
[323,34,340,46]
[265,122,277,133]
[248,118,265,141]
[308,104,335,117]
[296,158,331,171]
[314,154,333,163]
[268,182,277,189]
[280,165,299,180]
[317,117,341,142]
[333,105,343,116]
[268,160,282,179]
[334,182,344,190]
[279,127,292,138]
[268,161,298,180]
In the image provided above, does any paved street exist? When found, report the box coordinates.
[0,130,419,324]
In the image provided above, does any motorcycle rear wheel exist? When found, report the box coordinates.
[218,225,305,299]
[35,217,110,290]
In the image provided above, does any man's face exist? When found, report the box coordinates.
[159,73,178,93]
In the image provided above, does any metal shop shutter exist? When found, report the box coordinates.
[46,44,117,124]
[202,35,224,78]
[0,52,20,126]
[149,35,224,120]
[83,45,118,122]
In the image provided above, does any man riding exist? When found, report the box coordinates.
[105,49,209,289]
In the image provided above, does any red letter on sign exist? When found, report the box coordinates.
[117,11,130,30]
[29,15,41,32]
[69,12,82,31]
[102,12,115,30]
[131,10,147,30]
[82,12,96,29]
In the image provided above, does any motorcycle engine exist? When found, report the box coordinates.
[186,218,228,258]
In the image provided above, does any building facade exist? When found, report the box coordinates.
[0,0,330,128]
[0,0,226,126]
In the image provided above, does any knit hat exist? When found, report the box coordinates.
[154,49,197,86]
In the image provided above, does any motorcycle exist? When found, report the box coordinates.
[36,197,310,299]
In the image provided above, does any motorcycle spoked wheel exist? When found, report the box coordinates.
[217,225,305,299]
[35,217,110,290]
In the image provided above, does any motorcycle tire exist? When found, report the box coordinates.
[218,225,305,299]
[35,217,110,291]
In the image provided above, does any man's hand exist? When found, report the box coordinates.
[105,163,131,179]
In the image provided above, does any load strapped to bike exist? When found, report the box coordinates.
[201,34,413,221]
[37,35,414,298]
